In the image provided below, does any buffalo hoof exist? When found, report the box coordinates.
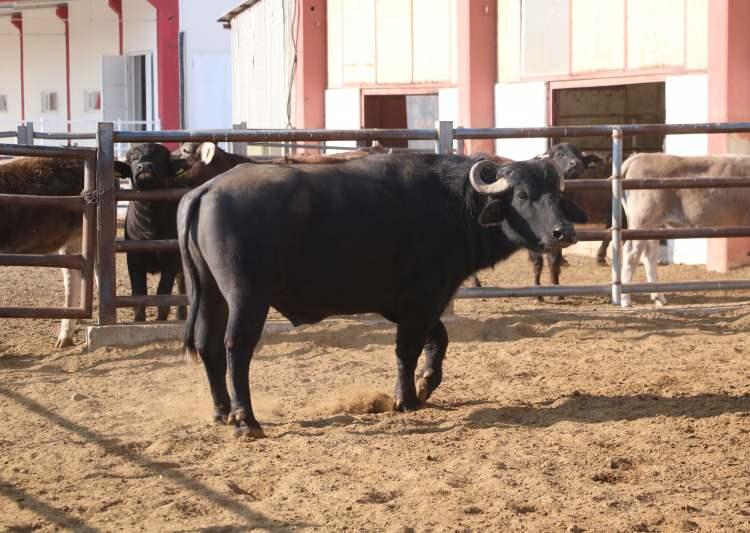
[213,410,229,425]
[416,369,441,403]
[596,258,608,267]
[560,258,570,267]
[234,422,266,439]
[416,378,431,403]
[55,336,74,349]
[394,398,422,412]
[535,296,544,303]
[652,295,667,307]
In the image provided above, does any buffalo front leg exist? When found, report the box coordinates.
[528,250,544,302]
[416,321,448,403]
[394,322,430,412]
[225,297,270,438]
[597,235,611,266]
[548,249,564,301]
[155,267,178,321]
[127,254,148,322]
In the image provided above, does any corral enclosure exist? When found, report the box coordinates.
[2,252,750,531]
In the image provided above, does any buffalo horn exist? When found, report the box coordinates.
[469,160,509,195]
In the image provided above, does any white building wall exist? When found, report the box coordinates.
[230,0,295,129]
[69,0,119,130]
[664,73,709,265]
[0,18,21,129]
[494,82,548,159]
[179,0,235,129]
[23,8,67,133]
[324,88,360,149]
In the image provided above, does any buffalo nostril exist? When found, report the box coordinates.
[553,229,563,240]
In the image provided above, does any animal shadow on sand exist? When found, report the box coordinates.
[465,392,750,429]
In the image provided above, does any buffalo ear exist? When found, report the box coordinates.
[113,161,132,180]
[478,199,507,227]
[561,198,588,224]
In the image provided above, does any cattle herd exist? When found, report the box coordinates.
[2,139,749,436]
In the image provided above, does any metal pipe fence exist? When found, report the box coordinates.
[93,120,750,329]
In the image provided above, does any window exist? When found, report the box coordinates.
[0,95,7,113]
[84,90,101,112]
[41,91,58,113]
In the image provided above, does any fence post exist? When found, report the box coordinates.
[436,120,454,155]
[16,124,27,145]
[96,122,117,325]
[436,120,457,316]
[81,156,97,316]
[610,127,624,306]
[232,122,247,156]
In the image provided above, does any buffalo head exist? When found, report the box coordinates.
[114,143,188,190]
[469,157,588,252]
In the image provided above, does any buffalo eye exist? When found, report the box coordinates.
[516,190,529,201]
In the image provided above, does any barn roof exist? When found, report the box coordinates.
[217,0,260,27]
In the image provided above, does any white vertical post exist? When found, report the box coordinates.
[610,127,624,305]
[232,122,248,156]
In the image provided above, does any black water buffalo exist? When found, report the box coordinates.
[116,144,189,321]
[178,152,586,437]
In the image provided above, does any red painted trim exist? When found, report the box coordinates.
[56,5,72,135]
[706,0,750,271]
[458,0,497,154]
[293,0,327,133]
[108,0,123,55]
[147,0,180,131]
[10,13,24,121]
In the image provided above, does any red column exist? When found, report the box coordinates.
[293,0,327,139]
[706,0,750,271]
[457,0,497,155]
[108,0,124,55]
[147,0,180,130]
[55,5,72,134]
[10,13,24,122]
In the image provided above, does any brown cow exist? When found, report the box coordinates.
[0,157,90,347]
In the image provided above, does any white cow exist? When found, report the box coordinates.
[621,152,750,307]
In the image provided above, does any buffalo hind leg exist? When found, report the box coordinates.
[225,296,270,438]
[175,270,187,320]
[529,251,544,302]
[56,266,81,348]
[644,239,666,306]
[194,287,230,424]
[416,320,448,403]
[621,239,647,307]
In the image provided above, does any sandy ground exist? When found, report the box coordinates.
[2,250,750,532]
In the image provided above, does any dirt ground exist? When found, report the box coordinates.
[2,250,750,532]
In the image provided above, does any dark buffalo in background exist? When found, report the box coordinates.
[177,152,587,437]
[115,143,191,322]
